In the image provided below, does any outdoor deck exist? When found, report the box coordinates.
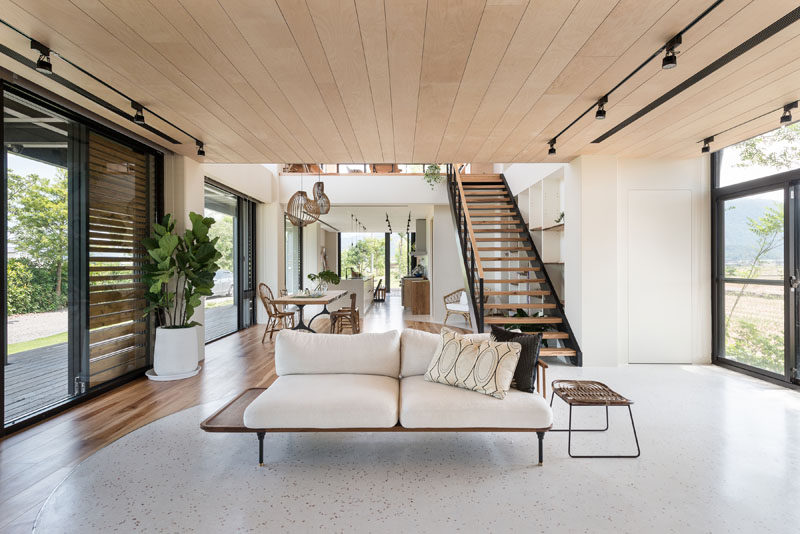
[4,342,70,425]
[4,304,238,426]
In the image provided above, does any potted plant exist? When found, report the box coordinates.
[422,163,443,189]
[307,269,341,294]
[142,212,222,380]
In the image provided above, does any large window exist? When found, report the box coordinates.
[2,84,161,431]
[712,123,800,385]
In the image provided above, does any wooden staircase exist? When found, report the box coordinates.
[445,165,581,365]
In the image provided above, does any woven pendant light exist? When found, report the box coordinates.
[313,180,330,215]
[287,174,319,227]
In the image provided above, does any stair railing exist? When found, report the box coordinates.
[446,163,485,331]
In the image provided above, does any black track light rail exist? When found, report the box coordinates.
[697,100,798,152]
[592,5,800,144]
[545,0,724,149]
[0,17,203,149]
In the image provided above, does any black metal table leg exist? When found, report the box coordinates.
[290,304,315,332]
[307,304,330,332]
[257,432,265,466]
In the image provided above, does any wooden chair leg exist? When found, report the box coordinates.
[465,312,472,328]
[444,311,451,325]
[261,321,269,343]
[268,317,277,341]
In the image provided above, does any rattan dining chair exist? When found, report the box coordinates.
[330,292,359,334]
[259,283,295,343]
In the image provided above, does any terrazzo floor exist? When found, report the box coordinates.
[34,364,800,533]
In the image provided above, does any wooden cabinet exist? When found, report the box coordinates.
[401,278,430,315]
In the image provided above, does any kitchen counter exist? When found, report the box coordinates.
[401,277,430,315]
[328,276,374,317]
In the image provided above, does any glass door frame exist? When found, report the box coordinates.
[1,81,164,434]
[711,151,800,386]
[203,178,257,341]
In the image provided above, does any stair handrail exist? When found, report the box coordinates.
[453,165,484,279]
[446,163,485,332]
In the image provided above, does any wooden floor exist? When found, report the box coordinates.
[0,301,459,533]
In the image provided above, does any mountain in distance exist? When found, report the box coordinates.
[724,196,783,263]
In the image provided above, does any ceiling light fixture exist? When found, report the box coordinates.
[780,101,797,126]
[595,96,607,120]
[196,140,205,157]
[547,139,556,156]
[31,40,52,74]
[701,136,714,154]
[662,35,681,70]
[131,102,145,125]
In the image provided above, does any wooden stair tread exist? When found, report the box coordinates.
[463,184,507,189]
[466,203,514,209]
[461,177,502,183]
[484,266,540,272]
[480,256,537,261]
[464,190,507,195]
[475,237,527,241]
[481,278,546,284]
[478,246,532,251]
[467,211,516,217]
[484,316,563,324]
[484,290,549,296]
[539,348,577,356]
[471,220,520,225]
[473,228,525,233]
[464,197,510,201]
[484,303,556,309]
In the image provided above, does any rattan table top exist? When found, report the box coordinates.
[551,380,633,406]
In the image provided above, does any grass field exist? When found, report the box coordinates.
[7,331,68,355]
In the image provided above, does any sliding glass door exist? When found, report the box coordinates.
[203,181,256,342]
[2,85,160,430]
[3,91,74,426]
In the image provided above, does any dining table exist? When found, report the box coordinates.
[271,290,348,333]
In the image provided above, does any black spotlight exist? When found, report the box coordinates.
[31,40,52,75]
[662,35,681,70]
[595,96,607,120]
[196,140,205,157]
[131,102,145,125]
[701,136,714,154]
[780,101,797,126]
[547,139,556,156]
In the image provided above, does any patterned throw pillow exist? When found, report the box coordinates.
[424,329,521,399]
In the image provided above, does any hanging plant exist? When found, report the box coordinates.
[422,163,443,189]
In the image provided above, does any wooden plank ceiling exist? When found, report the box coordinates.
[1,0,799,163]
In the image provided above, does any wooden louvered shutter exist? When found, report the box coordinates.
[87,132,151,386]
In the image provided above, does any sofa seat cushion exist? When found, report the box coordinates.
[243,374,399,429]
[399,376,552,429]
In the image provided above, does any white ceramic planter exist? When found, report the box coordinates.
[149,325,200,380]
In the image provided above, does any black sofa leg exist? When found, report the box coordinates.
[257,432,265,466]
[536,432,544,465]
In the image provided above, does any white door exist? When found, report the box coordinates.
[628,190,692,363]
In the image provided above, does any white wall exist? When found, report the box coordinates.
[499,162,565,195]
[564,155,711,366]
[431,205,464,323]
[203,163,273,203]
[279,173,447,204]
[617,158,711,365]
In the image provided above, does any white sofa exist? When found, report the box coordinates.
[242,329,553,464]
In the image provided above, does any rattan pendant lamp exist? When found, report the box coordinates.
[312,170,330,215]
[286,174,319,227]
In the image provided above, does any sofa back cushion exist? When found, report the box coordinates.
[400,328,490,376]
[275,329,400,377]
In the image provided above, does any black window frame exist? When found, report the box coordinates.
[1,80,165,435]
[711,150,800,387]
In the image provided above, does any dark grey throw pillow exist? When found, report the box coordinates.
[490,325,542,393]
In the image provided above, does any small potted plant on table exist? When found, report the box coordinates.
[307,270,341,294]
[142,212,222,380]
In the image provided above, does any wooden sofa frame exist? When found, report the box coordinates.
[200,360,551,466]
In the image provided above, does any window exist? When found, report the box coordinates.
[712,122,800,385]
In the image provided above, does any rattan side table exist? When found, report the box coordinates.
[550,380,640,458]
